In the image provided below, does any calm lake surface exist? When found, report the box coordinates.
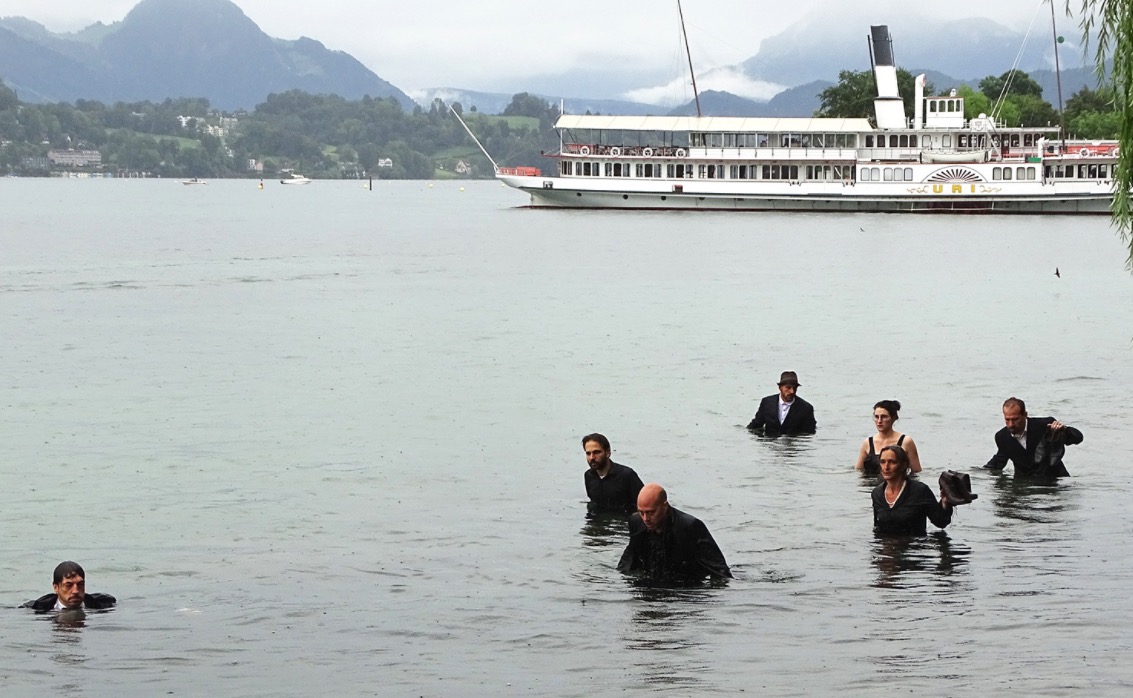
[2,178,1132,696]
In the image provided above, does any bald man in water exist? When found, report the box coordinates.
[617,483,731,584]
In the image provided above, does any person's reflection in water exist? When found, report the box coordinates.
[872,533,970,590]
[580,511,629,549]
[620,587,722,690]
[988,473,1075,526]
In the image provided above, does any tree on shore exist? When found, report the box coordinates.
[1076,0,1133,263]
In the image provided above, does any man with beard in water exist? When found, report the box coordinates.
[985,397,1084,479]
[618,483,731,584]
[582,433,644,514]
[21,561,116,612]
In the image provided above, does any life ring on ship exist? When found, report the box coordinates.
[1080,148,1092,157]
[643,147,653,157]
[610,147,621,156]
[675,148,687,157]
[579,146,591,156]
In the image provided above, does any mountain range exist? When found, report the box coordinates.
[0,0,414,110]
[0,0,1102,116]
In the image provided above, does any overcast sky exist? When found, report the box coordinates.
[0,0,1076,97]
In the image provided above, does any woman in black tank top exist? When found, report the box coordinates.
[853,400,923,475]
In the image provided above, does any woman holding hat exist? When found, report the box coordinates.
[872,444,951,536]
[854,399,922,475]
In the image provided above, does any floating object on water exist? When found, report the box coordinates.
[1055,267,1060,278]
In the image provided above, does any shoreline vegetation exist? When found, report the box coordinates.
[0,72,1119,182]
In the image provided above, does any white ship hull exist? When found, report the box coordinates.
[500,174,1114,214]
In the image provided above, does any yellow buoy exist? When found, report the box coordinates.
[459,187,465,192]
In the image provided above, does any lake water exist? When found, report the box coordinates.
[2,178,1132,696]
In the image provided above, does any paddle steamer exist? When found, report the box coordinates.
[497,26,1119,213]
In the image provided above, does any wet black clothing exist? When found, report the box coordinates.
[986,417,1083,478]
[862,434,906,475]
[872,479,952,536]
[618,506,732,583]
[747,395,816,435]
[585,461,644,513]
[21,592,116,612]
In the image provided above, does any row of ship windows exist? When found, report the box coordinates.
[1046,163,1110,179]
[593,132,1045,151]
[690,133,858,148]
[561,161,852,180]
[861,134,1043,148]
[861,167,1041,182]
[559,162,1106,182]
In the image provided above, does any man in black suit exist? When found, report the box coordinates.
[985,397,1083,478]
[582,432,644,514]
[21,561,117,612]
[747,371,817,435]
[617,483,731,584]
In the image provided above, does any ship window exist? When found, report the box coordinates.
[1087,164,1098,179]
[898,135,907,147]
[1099,164,1108,179]
[636,164,643,177]
[942,136,951,147]
[993,167,1001,180]
[562,161,572,175]
[883,168,893,181]
[866,135,874,148]
[604,163,612,177]
[1078,165,1088,178]
[1003,168,1012,181]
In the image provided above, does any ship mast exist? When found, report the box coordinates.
[677,0,702,118]
[1048,0,1067,150]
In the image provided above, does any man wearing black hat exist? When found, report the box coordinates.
[747,371,817,435]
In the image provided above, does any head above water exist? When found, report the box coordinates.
[636,483,670,533]
[878,444,911,482]
[873,400,901,428]
[581,433,611,472]
[52,560,86,609]
[1002,397,1028,435]
[777,371,800,402]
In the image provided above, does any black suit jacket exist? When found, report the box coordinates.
[747,394,816,434]
[987,417,1083,477]
[21,592,117,612]
[618,506,732,582]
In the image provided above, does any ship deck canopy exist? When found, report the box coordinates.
[554,114,875,134]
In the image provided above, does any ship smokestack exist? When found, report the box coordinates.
[870,25,906,130]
